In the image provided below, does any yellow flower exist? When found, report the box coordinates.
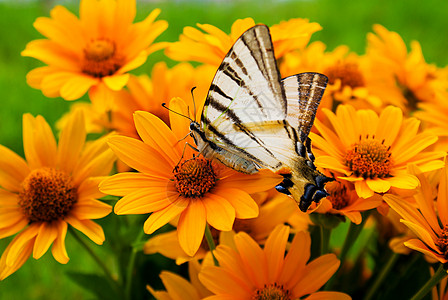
[315,180,383,224]
[384,164,448,264]
[367,24,448,110]
[0,111,115,280]
[310,104,445,198]
[199,225,351,299]
[99,98,282,256]
[280,41,405,112]
[22,0,168,109]
[165,18,321,66]
[147,259,213,300]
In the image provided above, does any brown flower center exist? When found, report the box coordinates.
[325,62,365,89]
[19,168,78,223]
[345,136,392,179]
[82,38,124,77]
[326,181,350,210]
[437,226,448,258]
[252,283,291,300]
[173,158,217,197]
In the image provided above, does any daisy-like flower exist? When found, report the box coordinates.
[314,180,383,224]
[198,224,351,299]
[383,164,448,264]
[99,98,282,256]
[280,41,406,112]
[165,18,321,66]
[0,111,115,280]
[143,190,299,264]
[310,104,445,198]
[367,24,448,110]
[21,0,168,109]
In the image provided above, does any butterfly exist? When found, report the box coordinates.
[189,24,332,212]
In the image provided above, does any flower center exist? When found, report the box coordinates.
[173,158,217,197]
[437,226,448,259]
[325,62,365,89]
[345,136,392,179]
[326,181,350,210]
[82,38,124,77]
[252,283,291,300]
[19,168,78,223]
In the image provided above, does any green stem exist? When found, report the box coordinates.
[205,224,219,266]
[125,229,146,300]
[410,264,447,300]
[320,225,332,255]
[69,227,120,294]
[364,252,399,300]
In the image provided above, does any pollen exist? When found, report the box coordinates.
[326,181,350,210]
[19,168,78,223]
[437,226,448,259]
[252,283,291,300]
[345,136,392,179]
[325,62,365,89]
[173,158,217,198]
[82,38,124,77]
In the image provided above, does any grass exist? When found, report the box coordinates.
[0,0,447,298]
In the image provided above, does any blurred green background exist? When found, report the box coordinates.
[1,0,447,299]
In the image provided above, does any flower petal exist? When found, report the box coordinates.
[65,216,105,245]
[33,221,59,259]
[60,73,98,100]
[71,199,112,220]
[264,225,289,283]
[404,239,448,264]
[199,266,250,298]
[51,221,69,264]
[143,197,189,234]
[178,199,206,256]
[203,193,235,231]
[366,178,391,193]
[211,188,258,219]
[102,73,130,91]
[114,188,179,215]
[159,271,200,300]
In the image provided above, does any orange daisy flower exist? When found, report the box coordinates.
[310,104,445,199]
[165,18,321,66]
[99,98,282,256]
[0,111,115,280]
[314,180,383,224]
[198,224,350,299]
[383,164,448,264]
[367,24,448,110]
[21,0,168,109]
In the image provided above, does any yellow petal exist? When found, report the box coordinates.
[211,188,258,219]
[99,172,167,196]
[0,234,34,280]
[177,200,206,257]
[159,271,200,300]
[293,254,339,296]
[57,108,86,173]
[385,173,419,190]
[264,225,289,283]
[25,66,53,89]
[375,106,402,145]
[60,74,98,100]
[143,197,189,234]
[33,221,58,259]
[65,216,105,245]
[51,221,69,264]
[203,193,235,231]
[234,231,267,287]
[217,169,282,194]
[71,199,112,220]
[306,291,352,300]
[73,148,115,186]
[6,224,40,266]
[354,180,374,198]
[102,74,129,91]
[366,178,391,193]
[400,220,439,252]
[404,239,448,264]
[198,266,251,297]
[438,164,448,226]
[279,231,310,285]
[21,39,79,70]
[114,188,179,215]
[0,145,30,192]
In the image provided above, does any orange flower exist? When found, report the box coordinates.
[99,98,282,256]
[384,164,448,264]
[310,105,445,198]
[367,24,448,109]
[22,0,168,109]
[0,111,115,280]
[165,18,321,66]
[199,225,350,299]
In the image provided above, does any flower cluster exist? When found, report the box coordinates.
[2,0,448,299]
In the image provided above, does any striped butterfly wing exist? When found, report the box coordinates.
[200,24,298,173]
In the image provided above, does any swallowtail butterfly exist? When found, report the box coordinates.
[190,24,331,212]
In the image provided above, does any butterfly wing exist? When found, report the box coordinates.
[282,72,328,142]
[199,24,296,172]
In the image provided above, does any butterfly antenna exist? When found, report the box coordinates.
[190,87,197,122]
[161,103,193,122]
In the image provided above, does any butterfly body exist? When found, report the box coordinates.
[190,24,331,212]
